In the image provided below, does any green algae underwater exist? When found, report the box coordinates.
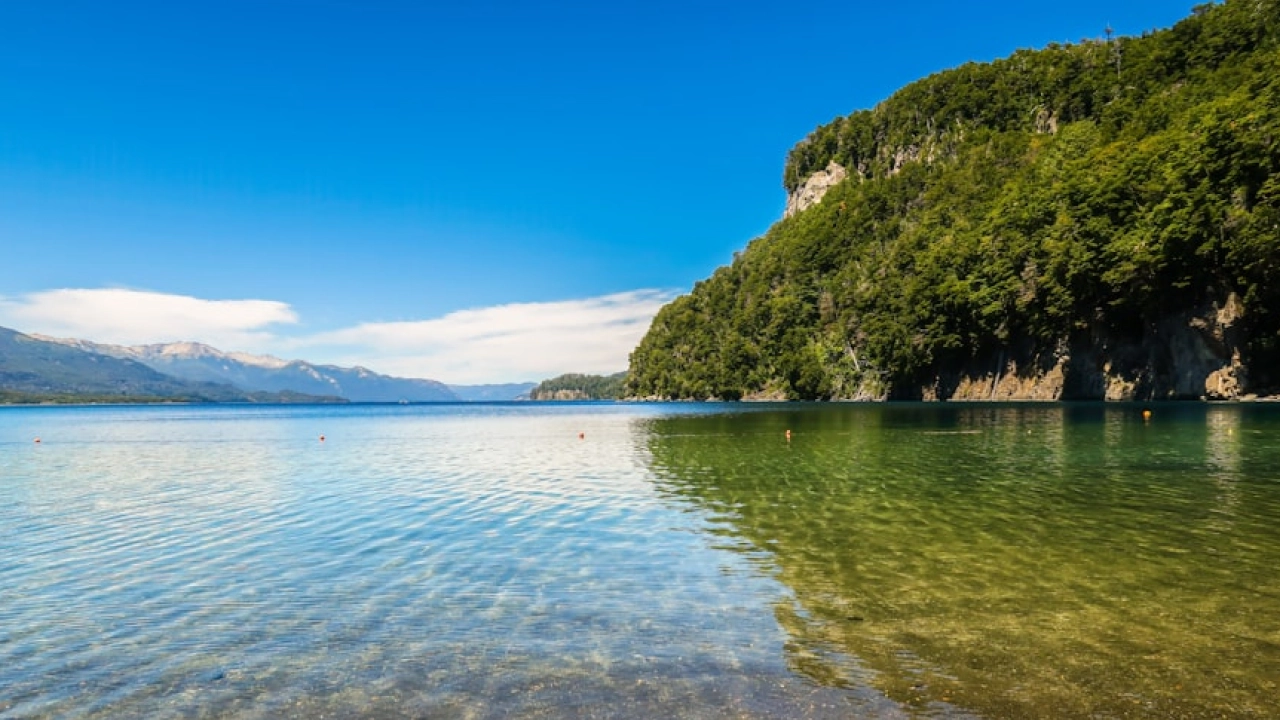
[643,402,1280,717]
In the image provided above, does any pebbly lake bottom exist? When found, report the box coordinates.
[1,401,1278,718]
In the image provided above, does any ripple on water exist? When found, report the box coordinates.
[2,402,1279,718]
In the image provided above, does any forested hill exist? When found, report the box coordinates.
[529,373,626,400]
[628,0,1280,401]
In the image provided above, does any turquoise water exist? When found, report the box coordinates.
[2,403,1278,718]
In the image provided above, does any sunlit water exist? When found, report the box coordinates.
[2,403,1278,718]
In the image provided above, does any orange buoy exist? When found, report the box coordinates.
[1142,409,1152,422]
[578,432,585,440]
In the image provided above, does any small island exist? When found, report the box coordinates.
[528,372,627,400]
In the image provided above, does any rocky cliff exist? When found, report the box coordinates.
[919,294,1251,401]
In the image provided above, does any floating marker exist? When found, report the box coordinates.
[785,429,792,441]
[1142,409,1152,422]
[33,437,41,444]
[319,435,326,442]
[579,432,585,440]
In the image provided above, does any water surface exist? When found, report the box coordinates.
[2,402,1278,718]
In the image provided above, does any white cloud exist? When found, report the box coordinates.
[0,288,298,351]
[297,289,677,383]
[0,287,677,384]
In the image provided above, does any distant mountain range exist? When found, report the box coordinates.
[0,326,338,403]
[21,332,536,402]
[33,336,462,402]
[447,383,536,402]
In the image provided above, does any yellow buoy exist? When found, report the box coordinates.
[1142,409,1152,422]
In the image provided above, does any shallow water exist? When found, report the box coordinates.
[1,402,1278,718]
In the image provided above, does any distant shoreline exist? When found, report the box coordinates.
[5,395,1278,408]
[0,396,348,407]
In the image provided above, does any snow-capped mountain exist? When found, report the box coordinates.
[34,337,459,402]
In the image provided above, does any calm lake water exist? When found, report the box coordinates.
[2,402,1278,718]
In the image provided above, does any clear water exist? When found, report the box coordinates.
[1,402,1278,718]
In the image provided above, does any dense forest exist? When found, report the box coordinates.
[529,372,627,400]
[628,0,1280,400]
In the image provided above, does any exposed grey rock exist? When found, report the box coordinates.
[916,293,1255,401]
[784,161,849,218]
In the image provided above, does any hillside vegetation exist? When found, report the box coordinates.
[629,0,1280,400]
[529,373,627,400]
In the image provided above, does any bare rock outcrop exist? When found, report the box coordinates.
[784,161,848,218]
[915,293,1253,401]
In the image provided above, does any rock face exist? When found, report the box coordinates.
[784,161,848,218]
[919,294,1252,401]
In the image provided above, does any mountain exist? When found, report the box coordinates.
[628,0,1280,401]
[447,383,537,402]
[0,327,340,403]
[35,338,459,402]
[528,373,626,400]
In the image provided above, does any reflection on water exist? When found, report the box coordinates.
[2,402,1279,718]
[0,404,880,719]
[643,403,1280,718]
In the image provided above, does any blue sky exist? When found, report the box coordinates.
[0,0,1195,382]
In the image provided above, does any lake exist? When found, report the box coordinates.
[2,402,1278,718]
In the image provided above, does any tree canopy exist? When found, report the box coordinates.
[629,0,1280,400]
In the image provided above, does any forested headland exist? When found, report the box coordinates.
[628,0,1280,401]
[529,373,627,400]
